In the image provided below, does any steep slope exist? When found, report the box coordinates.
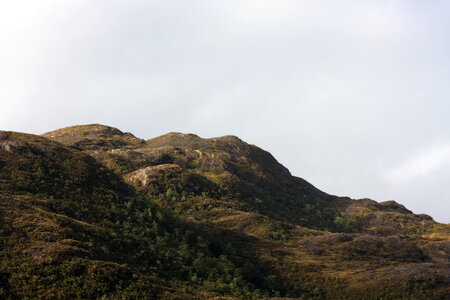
[2,124,448,299]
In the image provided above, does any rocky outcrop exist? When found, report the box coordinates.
[124,164,182,188]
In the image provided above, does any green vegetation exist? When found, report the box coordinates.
[0,126,448,299]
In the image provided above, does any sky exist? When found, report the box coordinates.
[1,0,449,222]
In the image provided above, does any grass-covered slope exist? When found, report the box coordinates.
[1,124,449,299]
[0,131,302,299]
[42,124,145,151]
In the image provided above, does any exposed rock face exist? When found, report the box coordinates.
[0,140,24,153]
[125,164,182,187]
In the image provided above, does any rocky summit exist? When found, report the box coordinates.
[0,124,449,299]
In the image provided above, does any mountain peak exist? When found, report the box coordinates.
[146,132,243,148]
[43,124,127,138]
[42,124,144,150]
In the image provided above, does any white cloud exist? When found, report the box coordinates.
[384,144,450,184]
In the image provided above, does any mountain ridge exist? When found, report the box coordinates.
[0,124,448,299]
[40,124,435,220]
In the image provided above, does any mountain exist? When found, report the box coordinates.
[0,124,449,299]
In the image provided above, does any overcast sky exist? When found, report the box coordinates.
[1,0,449,222]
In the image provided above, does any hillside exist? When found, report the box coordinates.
[0,124,448,299]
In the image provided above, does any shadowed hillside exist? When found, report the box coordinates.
[0,124,448,299]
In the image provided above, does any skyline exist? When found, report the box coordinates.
[1,0,450,222]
